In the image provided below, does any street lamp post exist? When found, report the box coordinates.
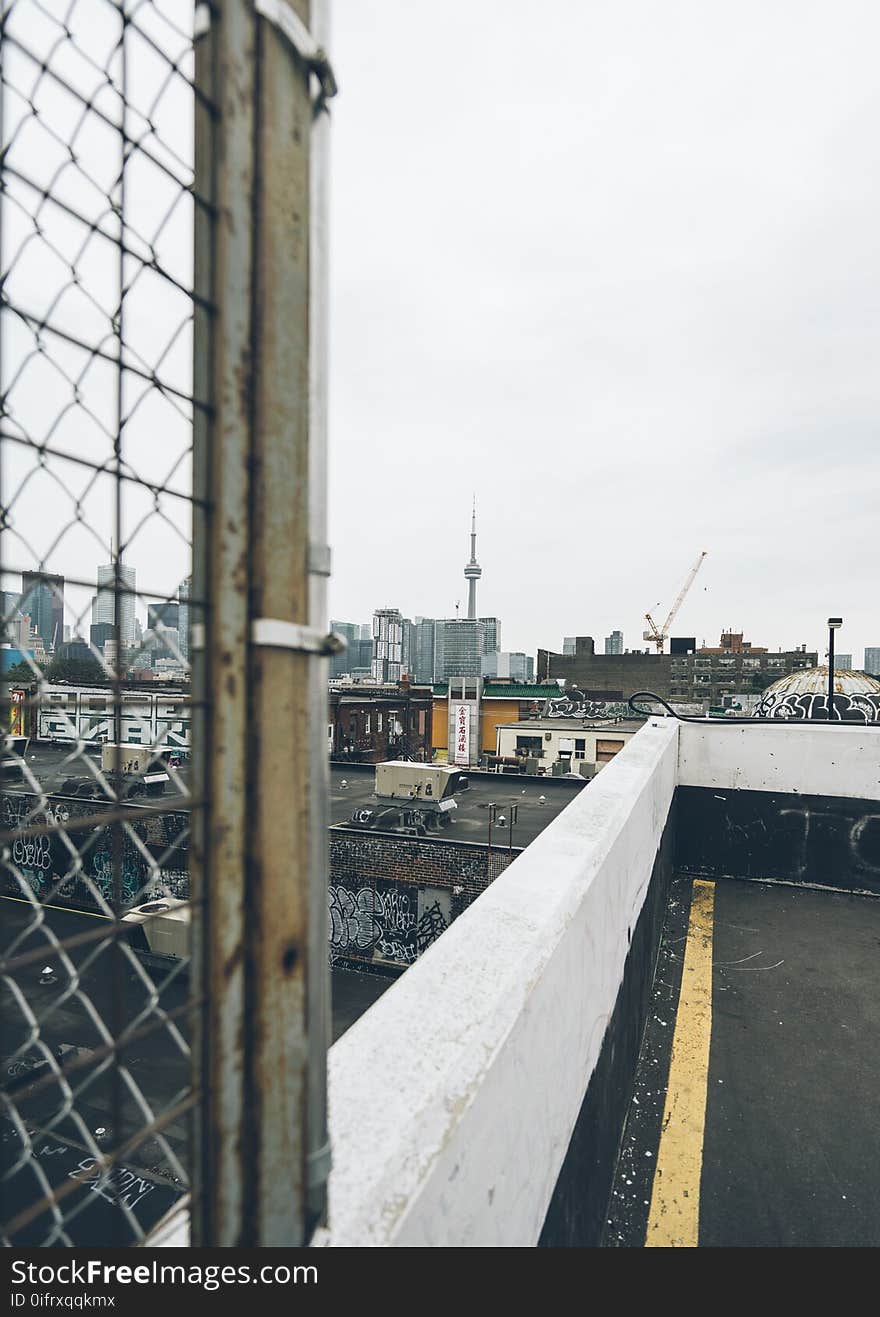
[487,802,497,855]
[827,617,843,721]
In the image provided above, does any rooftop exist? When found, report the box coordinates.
[432,682,561,699]
[329,763,584,846]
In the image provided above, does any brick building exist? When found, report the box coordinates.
[538,637,672,701]
[669,633,816,705]
[539,633,816,708]
[329,679,433,763]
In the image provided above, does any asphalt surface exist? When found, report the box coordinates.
[0,899,392,1246]
[329,765,584,847]
[2,744,189,804]
[608,876,880,1247]
[5,751,584,850]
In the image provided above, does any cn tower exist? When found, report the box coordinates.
[464,497,482,620]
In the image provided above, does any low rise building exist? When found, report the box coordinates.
[431,679,563,762]
[539,636,673,700]
[494,718,644,777]
[329,679,434,762]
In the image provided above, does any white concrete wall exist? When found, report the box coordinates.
[324,718,679,1246]
[678,721,880,801]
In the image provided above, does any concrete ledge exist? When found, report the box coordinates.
[678,721,880,799]
[324,718,679,1245]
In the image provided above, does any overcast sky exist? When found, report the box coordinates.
[2,2,877,667]
[327,0,880,664]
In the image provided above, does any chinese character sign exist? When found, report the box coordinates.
[453,703,470,765]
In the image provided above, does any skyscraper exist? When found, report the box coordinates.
[865,648,880,677]
[93,563,136,649]
[604,630,623,655]
[481,652,534,682]
[412,617,437,684]
[21,571,65,651]
[328,620,363,678]
[178,576,191,662]
[371,608,403,683]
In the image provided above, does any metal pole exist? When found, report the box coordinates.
[828,627,835,722]
[191,0,325,1247]
[306,0,333,1239]
[191,0,253,1247]
[247,0,319,1246]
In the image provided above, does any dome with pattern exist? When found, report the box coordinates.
[755,666,880,722]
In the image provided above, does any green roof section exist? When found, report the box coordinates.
[432,683,560,699]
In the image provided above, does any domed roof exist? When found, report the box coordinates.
[755,666,880,722]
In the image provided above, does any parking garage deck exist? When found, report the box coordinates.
[607,874,880,1247]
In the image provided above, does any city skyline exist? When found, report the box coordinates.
[4,551,878,675]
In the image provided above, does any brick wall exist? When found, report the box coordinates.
[329,828,517,974]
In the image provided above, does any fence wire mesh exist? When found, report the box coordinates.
[0,0,208,1245]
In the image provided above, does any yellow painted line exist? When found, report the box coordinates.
[1,894,110,920]
[645,878,715,1248]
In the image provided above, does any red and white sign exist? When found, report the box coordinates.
[453,703,470,765]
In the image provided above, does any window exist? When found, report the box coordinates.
[596,738,625,763]
[515,735,543,757]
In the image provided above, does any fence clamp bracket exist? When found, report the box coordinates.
[252,619,346,657]
[306,1138,332,1190]
[254,0,338,104]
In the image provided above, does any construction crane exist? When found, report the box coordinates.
[643,551,708,653]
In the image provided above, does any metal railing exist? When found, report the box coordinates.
[1,0,332,1248]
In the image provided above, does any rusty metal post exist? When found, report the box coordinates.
[191,0,254,1247]
[306,0,333,1236]
[191,0,329,1246]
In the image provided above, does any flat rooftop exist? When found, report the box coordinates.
[328,764,584,846]
[2,744,190,804]
[3,753,585,850]
[500,718,646,732]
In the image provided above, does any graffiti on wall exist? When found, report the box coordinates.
[32,684,190,748]
[1,791,189,910]
[676,786,880,892]
[328,881,451,967]
[755,691,880,723]
[540,698,629,719]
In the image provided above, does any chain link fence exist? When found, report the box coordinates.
[1,0,331,1249]
[0,0,207,1246]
